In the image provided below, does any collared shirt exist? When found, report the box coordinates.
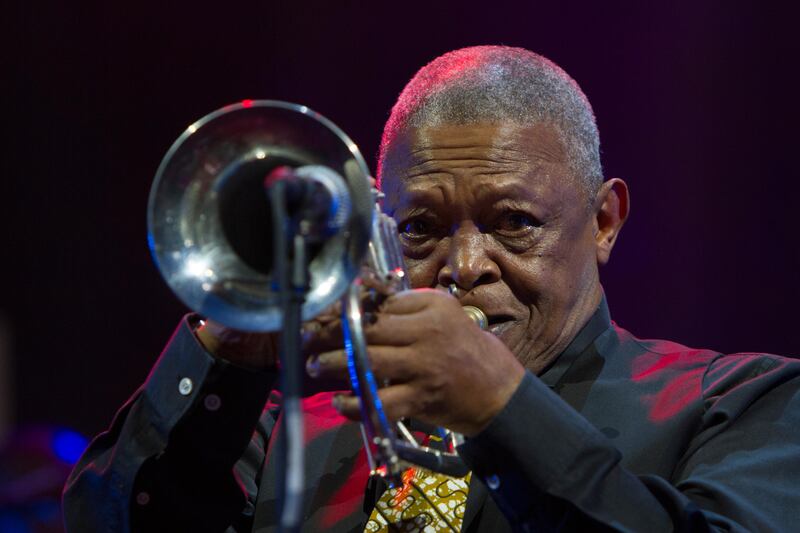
[64,299,800,531]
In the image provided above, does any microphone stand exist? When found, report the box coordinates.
[267,178,313,533]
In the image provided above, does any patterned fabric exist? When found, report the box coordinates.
[364,467,471,532]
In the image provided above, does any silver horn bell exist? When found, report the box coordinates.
[147,100,373,331]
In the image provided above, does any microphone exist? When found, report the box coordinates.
[264,165,352,239]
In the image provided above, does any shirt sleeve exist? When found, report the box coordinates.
[672,354,800,531]
[459,372,681,532]
[62,315,279,533]
[459,356,800,532]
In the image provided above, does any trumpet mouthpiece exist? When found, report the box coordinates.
[461,305,488,331]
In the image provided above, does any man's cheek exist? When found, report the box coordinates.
[405,260,437,288]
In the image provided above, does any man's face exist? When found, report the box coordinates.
[379,122,605,372]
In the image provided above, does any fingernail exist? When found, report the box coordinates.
[306,357,320,378]
[332,394,343,411]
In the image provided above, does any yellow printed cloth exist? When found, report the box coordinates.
[364,467,471,532]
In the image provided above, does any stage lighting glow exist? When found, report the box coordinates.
[52,429,89,465]
[185,256,210,279]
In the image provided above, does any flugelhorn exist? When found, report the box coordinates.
[147,101,486,495]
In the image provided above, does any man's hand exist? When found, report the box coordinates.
[307,289,526,436]
[195,320,280,371]
[196,302,345,371]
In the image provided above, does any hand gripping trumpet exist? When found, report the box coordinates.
[147,100,487,528]
[344,197,487,486]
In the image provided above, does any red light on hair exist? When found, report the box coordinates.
[241,99,254,108]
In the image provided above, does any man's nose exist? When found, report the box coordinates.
[438,223,501,291]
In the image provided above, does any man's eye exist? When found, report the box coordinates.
[399,219,431,238]
[495,213,540,234]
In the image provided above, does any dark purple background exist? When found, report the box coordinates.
[6,2,800,436]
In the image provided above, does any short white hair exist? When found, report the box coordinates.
[379,46,603,197]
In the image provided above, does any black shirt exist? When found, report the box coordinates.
[64,299,800,531]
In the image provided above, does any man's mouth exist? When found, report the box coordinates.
[486,314,515,335]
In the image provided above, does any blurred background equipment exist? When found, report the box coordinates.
[0,425,87,533]
[0,315,88,533]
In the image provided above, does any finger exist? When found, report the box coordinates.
[302,317,344,356]
[333,384,418,422]
[380,288,442,315]
[356,275,398,321]
[332,393,361,421]
[377,384,422,421]
[307,345,416,384]
[365,294,471,346]
[197,319,280,367]
[363,345,416,382]
[306,349,349,380]
[357,271,395,297]
[318,299,343,319]
[363,313,420,346]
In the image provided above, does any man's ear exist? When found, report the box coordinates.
[593,178,630,265]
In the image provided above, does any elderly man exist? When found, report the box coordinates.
[64,46,800,532]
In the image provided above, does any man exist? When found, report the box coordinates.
[64,46,800,531]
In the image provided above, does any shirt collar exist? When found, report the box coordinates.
[539,295,612,389]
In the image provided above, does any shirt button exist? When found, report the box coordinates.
[136,491,150,505]
[204,393,222,411]
[486,474,501,490]
[178,377,193,396]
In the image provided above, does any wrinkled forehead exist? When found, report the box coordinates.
[380,123,585,209]
[381,122,565,171]
[378,122,578,199]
